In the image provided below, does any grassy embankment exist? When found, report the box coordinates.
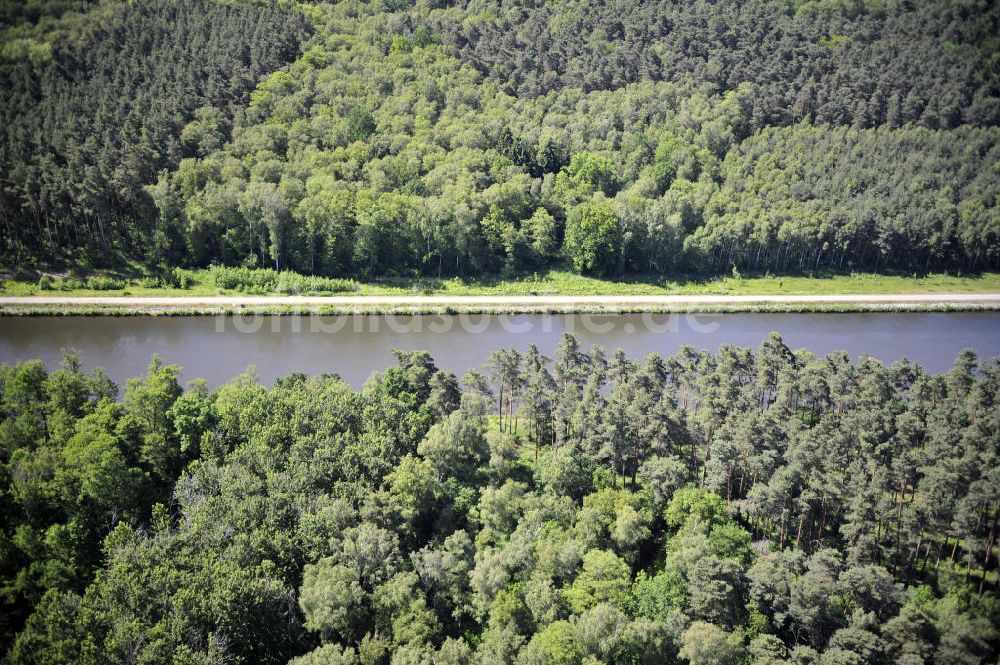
[1,268,999,315]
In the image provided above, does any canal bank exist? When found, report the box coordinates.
[1,292,1000,315]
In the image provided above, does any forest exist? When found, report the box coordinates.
[2,0,1000,663]
[1,0,999,277]
[1,335,998,663]
[0,0,310,269]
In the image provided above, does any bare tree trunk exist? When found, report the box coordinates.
[979,500,999,596]
[817,500,828,551]
[631,443,638,489]
[894,486,905,568]
[497,380,504,432]
[935,536,947,572]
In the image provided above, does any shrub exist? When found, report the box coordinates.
[275,273,358,294]
[166,268,196,289]
[37,275,55,290]
[173,268,195,289]
[210,266,279,292]
[211,266,357,294]
[85,276,126,290]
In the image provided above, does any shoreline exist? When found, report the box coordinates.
[1,293,999,315]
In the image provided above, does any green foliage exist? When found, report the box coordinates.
[431,0,999,131]
[678,621,744,665]
[558,153,617,200]
[534,446,595,501]
[5,0,997,278]
[417,410,489,483]
[563,200,619,275]
[209,265,358,294]
[300,559,367,642]
[82,276,125,291]
[0,0,309,267]
[686,125,1000,272]
[632,569,687,620]
[664,486,728,530]
[563,550,632,614]
[3,335,1000,662]
[518,620,584,665]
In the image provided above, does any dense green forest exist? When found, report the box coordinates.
[1,0,999,277]
[0,0,310,268]
[427,0,1000,128]
[1,336,998,663]
[2,1,999,664]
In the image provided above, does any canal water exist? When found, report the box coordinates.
[1,312,998,388]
